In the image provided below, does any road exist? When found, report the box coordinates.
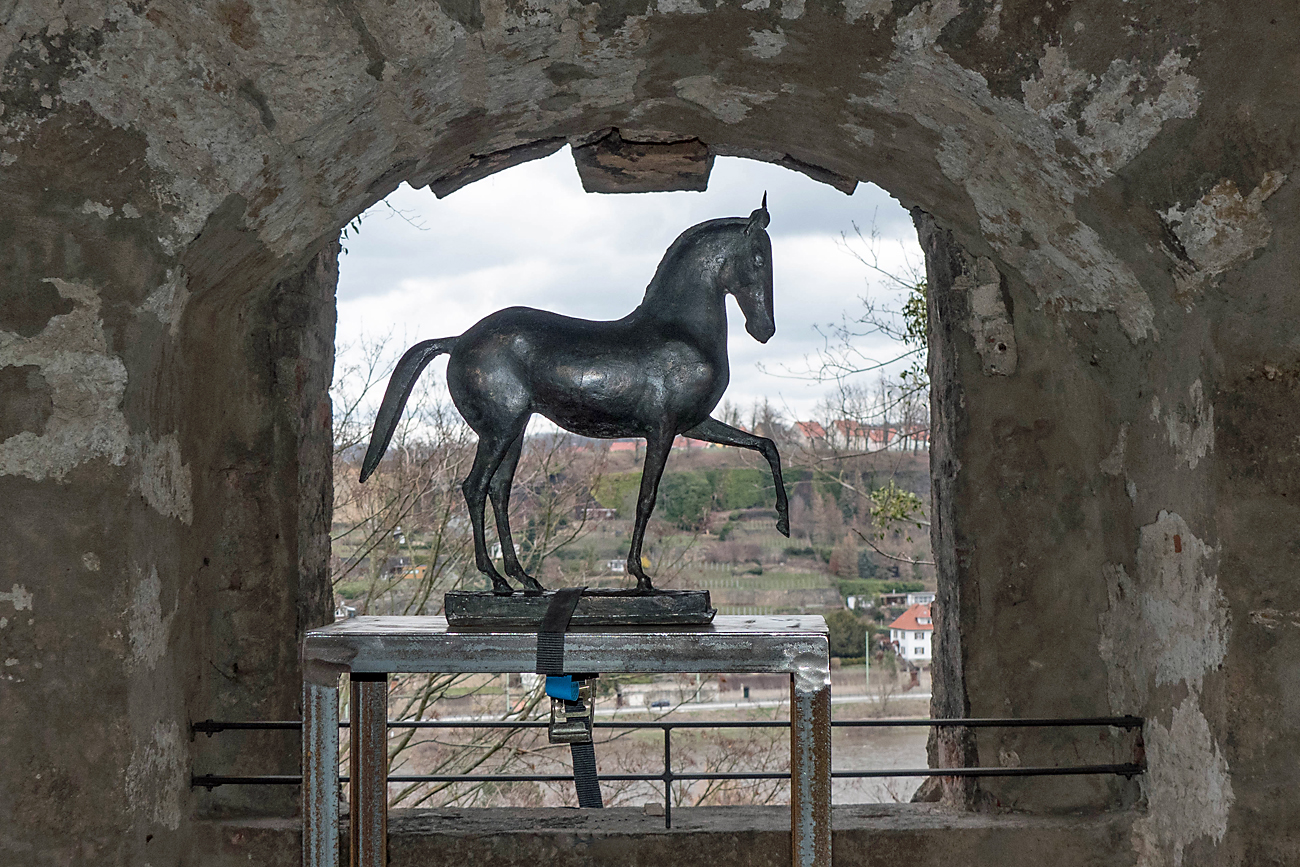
[432,692,933,723]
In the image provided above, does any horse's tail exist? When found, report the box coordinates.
[359,337,459,482]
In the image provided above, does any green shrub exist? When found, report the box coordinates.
[335,581,369,600]
[705,468,769,510]
[825,609,870,658]
[835,577,928,600]
[591,471,642,511]
[658,472,714,530]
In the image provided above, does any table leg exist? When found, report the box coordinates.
[791,673,831,867]
[303,678,340,867]
[349,674,389,867]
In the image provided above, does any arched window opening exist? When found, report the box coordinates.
[327,147,938,809]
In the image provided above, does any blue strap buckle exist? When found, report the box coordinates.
[546,675,581,701]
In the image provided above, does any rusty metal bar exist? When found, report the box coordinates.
[349,674,388,867]
[302,679,339,867]
[197,761,1146,789]
[833,763,1145,778]
[663,725,672,829]
[194,714,1145,734]
[303,615,829,676]
[790,673,831,867]
[189,717,1138,738]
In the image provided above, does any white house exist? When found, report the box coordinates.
[888,602,933,663]
[906,591,935,606]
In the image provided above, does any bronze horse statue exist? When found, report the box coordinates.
[360,197,789,594]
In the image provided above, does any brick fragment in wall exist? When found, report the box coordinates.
[572,130,713,193]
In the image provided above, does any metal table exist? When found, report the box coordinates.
[301,614,830,867]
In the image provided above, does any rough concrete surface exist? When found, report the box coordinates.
[3,0,1300,864]
[195,805,1136,867]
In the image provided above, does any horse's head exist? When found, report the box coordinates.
[726,194,775,343]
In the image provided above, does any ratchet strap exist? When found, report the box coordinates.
[568,739,603,809]
[534,587,603,809]
[535,587,584,677]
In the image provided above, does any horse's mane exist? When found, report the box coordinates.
[641,217,745,299]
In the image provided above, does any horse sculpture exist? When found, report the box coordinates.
[360,196,789,595]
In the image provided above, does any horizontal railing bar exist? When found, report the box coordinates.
[192,715,1143,735]
[193,720,313,733]
[835,716,1145,729]
[831,763,1144,778]
[192,762,1143,789]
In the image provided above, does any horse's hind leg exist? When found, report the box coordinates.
[488,429,544,593]
[463,427,527,595]
[683,417,790,537]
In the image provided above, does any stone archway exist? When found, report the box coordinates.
[4,2,1296,865]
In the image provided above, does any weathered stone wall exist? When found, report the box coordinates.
[197,805,1137,867]
[2,0,1298,864]
[919,167,1300,862]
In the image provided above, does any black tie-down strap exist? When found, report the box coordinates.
[535,588,603,809]
[536,587,584,677]
[570,739,602,808]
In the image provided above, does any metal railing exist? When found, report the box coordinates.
[193,715,1144,829]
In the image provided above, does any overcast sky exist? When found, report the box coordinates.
[336,147,922,425]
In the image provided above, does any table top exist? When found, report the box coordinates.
[302,615,828,683]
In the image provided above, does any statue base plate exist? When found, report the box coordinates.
[444,588,716,628]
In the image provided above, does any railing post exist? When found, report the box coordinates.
[303,678,340,867]
[791,671,831,867]
[349,674,388,867]
[663,725,672,829]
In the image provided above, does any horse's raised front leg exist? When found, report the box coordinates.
[683,417,790,537]
[488,429,544,594]
[627,430,675,594]
[463,428,526,595]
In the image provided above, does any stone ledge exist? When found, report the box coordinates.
[198,804,1135,867]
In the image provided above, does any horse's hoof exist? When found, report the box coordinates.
[509,571,546,594]
[491,582,514,596]
[634,581,655,595]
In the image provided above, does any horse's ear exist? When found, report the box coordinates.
[746,192,770,234]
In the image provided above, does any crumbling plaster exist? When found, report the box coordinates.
[2,0,1299,865]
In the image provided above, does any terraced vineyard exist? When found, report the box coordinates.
[689,572,828,591]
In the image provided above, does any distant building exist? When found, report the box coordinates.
[575,504,617,521]
[672,435,714,449]
[888,602,933,663]
[793,421,827,446]
[398,563,428,583]
[907,591,935,605]
[813,420,930,452]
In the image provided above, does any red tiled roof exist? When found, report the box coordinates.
[888,603,933,631]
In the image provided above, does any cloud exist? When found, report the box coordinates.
[336,148,921,421]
